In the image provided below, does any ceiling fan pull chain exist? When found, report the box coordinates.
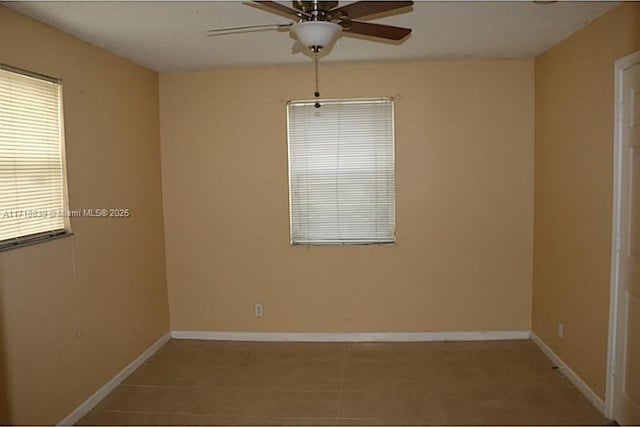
[314,53,321,108]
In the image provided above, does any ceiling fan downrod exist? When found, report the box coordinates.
[313,53,321,108]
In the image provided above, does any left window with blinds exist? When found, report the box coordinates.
[0,65,70,251]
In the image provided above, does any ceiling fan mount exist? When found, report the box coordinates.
[292,1,338,15]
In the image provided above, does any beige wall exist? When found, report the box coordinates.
[0,6,169,425]
[160,60,535,333]
[533,3,640,400]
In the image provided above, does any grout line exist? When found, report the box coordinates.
[118,383,195,389]
[336,344,347,420]
[118,381,346,393]
[98,409,215,417]
[93,408,433,425]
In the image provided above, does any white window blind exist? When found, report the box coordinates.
[287,98,395,245]
[0,65,69,249]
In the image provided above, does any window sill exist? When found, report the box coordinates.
[0,230,74,253]
[291,240,396,246]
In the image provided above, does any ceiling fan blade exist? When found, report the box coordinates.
[340,21,411,41]
[330,1,413,20]
[251,1,309,19]
[207,23,291,36]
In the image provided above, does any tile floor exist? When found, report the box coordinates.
[78,339,612,426]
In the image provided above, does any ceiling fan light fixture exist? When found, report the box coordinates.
[291,21,342,51]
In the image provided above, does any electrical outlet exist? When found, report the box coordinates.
[558,322,564,339]
[255,304,264,317]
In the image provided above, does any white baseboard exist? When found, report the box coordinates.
[57,332,170,426]
[170,329,530,342]
[531,331,606,415]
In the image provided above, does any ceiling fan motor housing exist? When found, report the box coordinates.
[293,1,338,16]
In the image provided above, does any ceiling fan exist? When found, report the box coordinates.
[207,1,414,54]
[207,1,414,107]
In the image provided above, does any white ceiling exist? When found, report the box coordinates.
[5,1,617,72]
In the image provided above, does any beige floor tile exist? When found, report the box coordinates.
[244,351,345,368]
[77,339,614,426]
[76,410,135,426]
[76,410,165,426]
[124,362,231,387]
[93,385,221,415]
[334,419,393,426]
[148,340,250,366]
[145,340,207,364]
[268,391,341,418]
[212,388,277,416]
[192,414,273,425]
[78,410,271,426]
[338,391,423,419]
[342,367,430,392]
[218,367,293,388]
[270,417,339,425]
[276,367,343,391]
[91,385,169,413]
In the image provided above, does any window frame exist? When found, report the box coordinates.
[286,97,396,246]
[0,63,72,252]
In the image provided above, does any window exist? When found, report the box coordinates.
[0,65,70,250]
[287,98,395,245]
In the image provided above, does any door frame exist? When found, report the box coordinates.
[606,50,640,420]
